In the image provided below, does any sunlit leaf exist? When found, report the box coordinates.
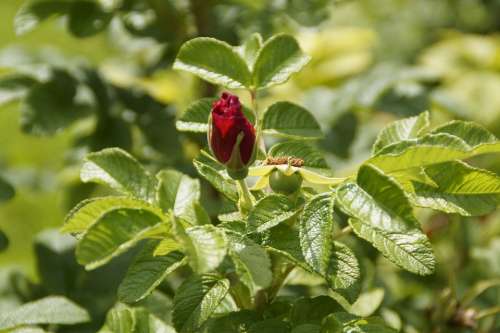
[76,208,168,270]
[62,196,162,234]
[156,170,203,224]
[174,37,252,89]
[410,161,500,216]
[193,155,238,202]
[263,102,322,139]
[372,111,429,154]
[81,148,157,203]
[248,194,299,233]
[0,296,90,330]
[227,233,272,293]
[336,165,435,275]
[183,225,228,273]
[253,34,311,89]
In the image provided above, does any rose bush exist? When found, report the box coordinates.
[1,1,500,333]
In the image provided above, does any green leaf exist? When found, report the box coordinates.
[193,155,238,202]
[176,98,255,133]
[0,74,37,106]
[153,236,183,256]
[81,148,157,203]
[156,170,203,224]
[410,161,500,216]
[326,242,361,304]
[34,230,76,295]
[431,120,498,147]
[172,274,230,333]
[173,37,252,89]
[62,196,162,234]
[301,194,362,303]
[10,327,48,333]
[0,230,8,252]
[268,141,329,169]
[263,224,308,269]
[322,313,397,333]
[0,175,15,202]
[372,111,430,154]
[300,193,335,275]
[14,0,71,35]
[203,310,259,333]
[461,278,500,307]
[253,34,311,89]
[227,233,272,293]
[350,288,385,317]
[248,319,290,333]
[184,225,228,273]
[239,33,263,70]
[369,127,500,173]
[118,240,186,303]
[336,165,435,275]
[101,305,175,333]
[20,69,90,135]
[290,296,342,326]
[176,98,214,133]
[292,324,321,333]
[67,1,111,38]
[75,208,168,270]
[262,102,322,139]
[0,296,90,329]
[248,194,299,233]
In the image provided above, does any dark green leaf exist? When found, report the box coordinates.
[0,175,15,202]
[20,69,90,136]
[290,296,342,326]
[172,274,230,333]
[0,74,37,105]
[68,1,111,38]
[15,0,71,35]
[118,240,186,303]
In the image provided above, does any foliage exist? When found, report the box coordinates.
[1,1,500,333]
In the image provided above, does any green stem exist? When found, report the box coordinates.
[250,89,266,154]
[237,179,254,215]
[476,306,500,320]
[333,226,353,240]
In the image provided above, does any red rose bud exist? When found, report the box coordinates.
[209,92,256,179]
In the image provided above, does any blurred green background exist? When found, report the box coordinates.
[0,0,114,273]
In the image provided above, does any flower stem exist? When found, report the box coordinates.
[250,89,266,154]
[236,179,254,215]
